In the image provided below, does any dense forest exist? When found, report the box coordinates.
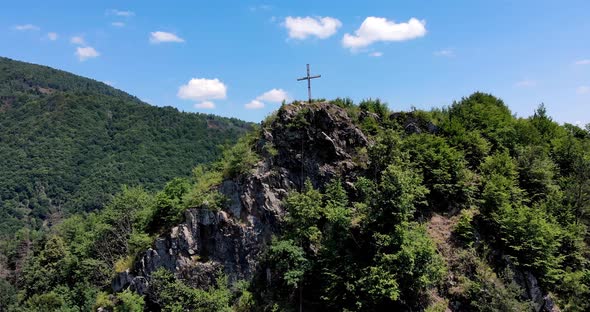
[0,57,252,300]
[1,58,589,312]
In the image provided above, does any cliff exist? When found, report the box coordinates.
[114,102,369,293]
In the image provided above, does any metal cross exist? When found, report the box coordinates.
[297,64,321,104]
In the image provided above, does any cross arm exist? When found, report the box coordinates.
[297,75,321,81]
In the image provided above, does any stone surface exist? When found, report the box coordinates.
[116,102,368,294]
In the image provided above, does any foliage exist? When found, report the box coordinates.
[220,135,260,179]
[453,209,476,246]
[453,250,532,312]
[115,290,144,312]
[0,278,17,312]
[233,281,255,312]
[148,178,191,231]
[94,292,115,311]
[0,57,251,285]
[401,134,468,209]
[148,268,232,312]
[4,86,590,311]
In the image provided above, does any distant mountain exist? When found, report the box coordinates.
[0,56,251,236]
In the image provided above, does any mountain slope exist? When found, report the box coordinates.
[0,57,251,236]
[2,58,589,311]
[99,97,588,311]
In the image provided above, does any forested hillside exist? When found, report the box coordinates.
[0,57,251,290]
[3,93,588,311]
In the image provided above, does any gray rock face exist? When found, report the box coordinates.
[512,268,560,312]
[524,271,544,312]
[267,102,369,190]
[112,270,132,293]
[114,102,368,293]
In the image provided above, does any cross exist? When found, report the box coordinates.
[297,64,321,104]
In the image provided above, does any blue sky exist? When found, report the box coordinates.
[1,0,589,124]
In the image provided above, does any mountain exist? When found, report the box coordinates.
[5,94,589,311]
[0,57,251,269]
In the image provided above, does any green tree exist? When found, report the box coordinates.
[115,289,144,312]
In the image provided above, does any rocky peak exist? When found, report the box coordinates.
[260,102,369,189]
[114,102,369,294]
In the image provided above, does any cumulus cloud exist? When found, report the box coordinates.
[111,22,125,27]
[110,9,135,17]
[245,99,265,109]
[194,101,216,109]
[47,32,58,40]
[75,46,100,61]
[150,31,185,44]
[256,88,290,102]
[70,36,85,45]
[575,59,590,65]
[342,17,426,50]
[14,24,39,31]
[178,78,227,101]
[515,80,536,88]
[284,16,342,39]
[245,88,290,109]
[434,49,454,57]
[369,51,383,57]
[577,86,590,95]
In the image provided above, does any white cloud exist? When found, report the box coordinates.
[104,81,113,86]
[110,9,135,17]
[178,78,227,101]
[47,32,58,40]
[369,51,383,57]
[577,86,590,95]
[245,88,289,109]
[150,31,185,44]
[256,88,290,102]
[14,24,39,31]
[70,36,85,45]
[575,59,590,65]
[245,99,265,109]
[194,101,216,109]
[284,16,342,39]
[111,22,125,27]
[515,80,536,88]
[434,49,454,57]
[75,46,100,61]
[342,17,427,50]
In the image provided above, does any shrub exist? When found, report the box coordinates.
[94,291,115,311]
[115,289,144,312]
[220,138,259,179]
[454,209,476,246]
[114,255,135,273]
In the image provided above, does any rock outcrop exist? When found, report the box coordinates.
[113,102,369,293]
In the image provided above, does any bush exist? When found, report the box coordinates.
[148,178,190,232]
[220,137,259,179]
[114,255,135,273]
[94,291,115,311]
[149,269,232,312]
[454,209,476,246]
[115,289,144,312]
